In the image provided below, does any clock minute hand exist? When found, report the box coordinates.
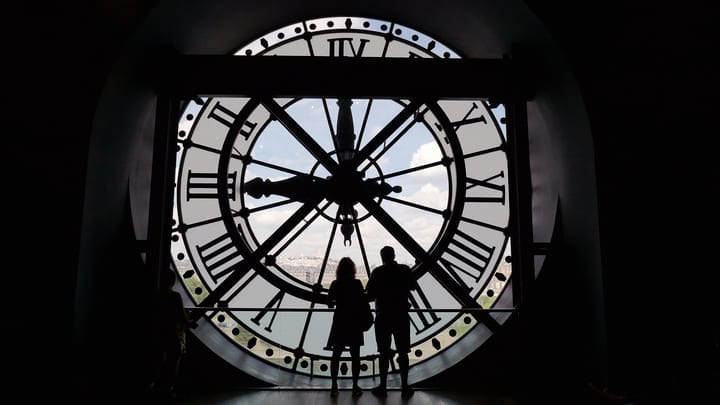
[244,175,328,202]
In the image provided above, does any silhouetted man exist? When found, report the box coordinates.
[365,246,418,398]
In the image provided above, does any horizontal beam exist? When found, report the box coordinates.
[157,55,531,100]
[188,307,517,312]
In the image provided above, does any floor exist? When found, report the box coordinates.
[170,388,523,405]
[140,385,635,405]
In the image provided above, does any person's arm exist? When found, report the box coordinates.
[327,281,337,308]
[404,265,419,291]
[365,273,376,302]
[354,279,369,302]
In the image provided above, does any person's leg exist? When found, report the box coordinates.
[350,345,360,385]
[399,351,414,398]
[372,319,390,396]
[350,345,362,396]
[398,351,409,387]
[330,347,342,395]
[167,351,182,394]
[396,316,414,398]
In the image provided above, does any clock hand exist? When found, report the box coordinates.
[244,175,329,202]
[335,98,356,163]
[245,174,402,204]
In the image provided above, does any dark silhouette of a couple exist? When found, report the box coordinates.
[326,246,418,398]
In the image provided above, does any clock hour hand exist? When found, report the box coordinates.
[361,180,402,199]
[335,98,356,163]
[244,175,328,202]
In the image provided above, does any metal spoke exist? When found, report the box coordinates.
[238,198,296,215]
[382,195,446,216]
[354,221,372,279]
[351,99,423,170]
[247,156,322,178]
[358,196,428,262]
[321,98,339,154]
[359,110,421,174]
[318,208,341,286]
[292,300,317,371]
[358,196,500,330]
[355,98,373,150]
[261,98,339,173]
[368,158,450,181]
[273,200,334,257]
[217,271,260,308]
[199,194,325,308]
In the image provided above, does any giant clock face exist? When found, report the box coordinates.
[171,16,513,386]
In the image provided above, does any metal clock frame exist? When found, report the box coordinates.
[146,55,534,383]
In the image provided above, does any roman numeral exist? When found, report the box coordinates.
[408,287,441,335]
[438,230,495,291]
[327,37,369,57]
[208,102,237,127]
[452,115,487,128]
[455,102,485,128]
[434,102,487,131]
[465,171,505,204]
[186,171,237,200]
[251,290,286,332]
[207,101,258,139]
[196,233,243,282]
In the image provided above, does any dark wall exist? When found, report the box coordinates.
[521,1,719,401]
[9,1,718,402]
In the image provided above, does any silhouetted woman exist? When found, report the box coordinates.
[326,257,366,397]
[150,269,191,399]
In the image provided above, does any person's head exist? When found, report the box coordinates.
[380,246,395,264]
[161,270,177,290]
[335,257,356,281]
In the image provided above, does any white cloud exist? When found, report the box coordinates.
[404,215,443,248]
[409,183,448,210]
[252,207,295,226]
[410,142,444,179]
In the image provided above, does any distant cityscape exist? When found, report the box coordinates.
[176,255,510,294]
[276,256,369,286]
[174,255,374,286]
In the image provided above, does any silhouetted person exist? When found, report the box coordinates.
[149,270,191,400]
[365,246,418,398]
[326,257,366,397]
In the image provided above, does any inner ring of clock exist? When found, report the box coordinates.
[301,156,397,224]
